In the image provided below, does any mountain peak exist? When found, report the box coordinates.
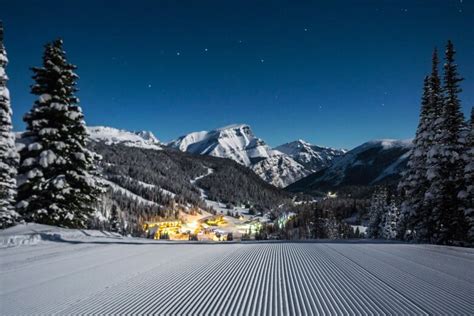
[214,123,250,131]
[356,139,413,152]
[287,138,413,193]
[87,126,161,150]
[135,130,159,143]
[275,140,346,173]
[168,123,270,166]
[297,139,311,145]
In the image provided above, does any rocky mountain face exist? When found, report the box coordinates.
[276,139,346,173]
[286,139,412,194]
[167,124,273,166]
[168,124,345,187]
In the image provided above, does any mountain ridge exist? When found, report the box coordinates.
[168,124,346,187]
[286,139,413,194]
[275,139,347,173]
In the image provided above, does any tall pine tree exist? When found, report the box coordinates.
[460,107,473,244]
[425,41,467,244]
[17,39,101,228]
[367,187,388,239]
[398,76,430,239]
[398,49,442,241]
[109,204,122,234]
[382,196,400,240]
[0,21,20,228]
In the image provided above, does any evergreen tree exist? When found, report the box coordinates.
[398,76,431,237]
[382,197,400,240]
[0,21,20,228]
[17,39,101,228]
[398,49,443,242]
[460,107,474,243]
[367,187,388,239]
[425,41,467,244]
[109,204,121,234]
[325,214,340,240]
[354,226,360,238]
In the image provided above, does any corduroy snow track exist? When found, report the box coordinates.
[1,240,473,315]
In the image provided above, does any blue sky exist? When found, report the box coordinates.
[2,0,473,149]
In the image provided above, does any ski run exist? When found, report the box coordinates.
[1,226,473,315]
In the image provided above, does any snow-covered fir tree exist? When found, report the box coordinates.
[425,41,467,244]
[382,197,400,240]
[368,188,400,240]
[325,215,340,240]
[400,50,444,242]
[460,107,474,244]
[109,204,122,234]
[398,75,433,239]
[17,39,101,228]
[367,187,388,239]
[0,21,20,228]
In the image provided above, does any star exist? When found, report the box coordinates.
[304,28,308,32]
[204,48,208,52]
[260,59,265,63]
[176,52,181,56]
[147,84,152,88]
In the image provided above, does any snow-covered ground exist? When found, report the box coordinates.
[1,224,473,315]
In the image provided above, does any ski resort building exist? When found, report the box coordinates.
[143,220,182,240]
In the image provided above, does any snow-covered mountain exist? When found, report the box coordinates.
[168,124,273,166]
[168,124,313,187]
[87,126,161,150]
[287,139,413,193]
[251,152,310,188]
[275,140,347,173]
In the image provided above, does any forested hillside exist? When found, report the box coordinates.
[89,141,290,234]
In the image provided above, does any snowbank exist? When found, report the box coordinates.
[0,223,122,248]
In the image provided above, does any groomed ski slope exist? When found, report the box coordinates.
[1,238,473,315]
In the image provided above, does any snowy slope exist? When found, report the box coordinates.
[0,223,122,248]
[276,139,346,172]
[169,124,309,187]
[287,139,413,192]
[1,229,473,315]
[102,179,161,207]
[87,126,161,150]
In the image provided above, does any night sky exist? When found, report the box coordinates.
[2,0,473,149]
